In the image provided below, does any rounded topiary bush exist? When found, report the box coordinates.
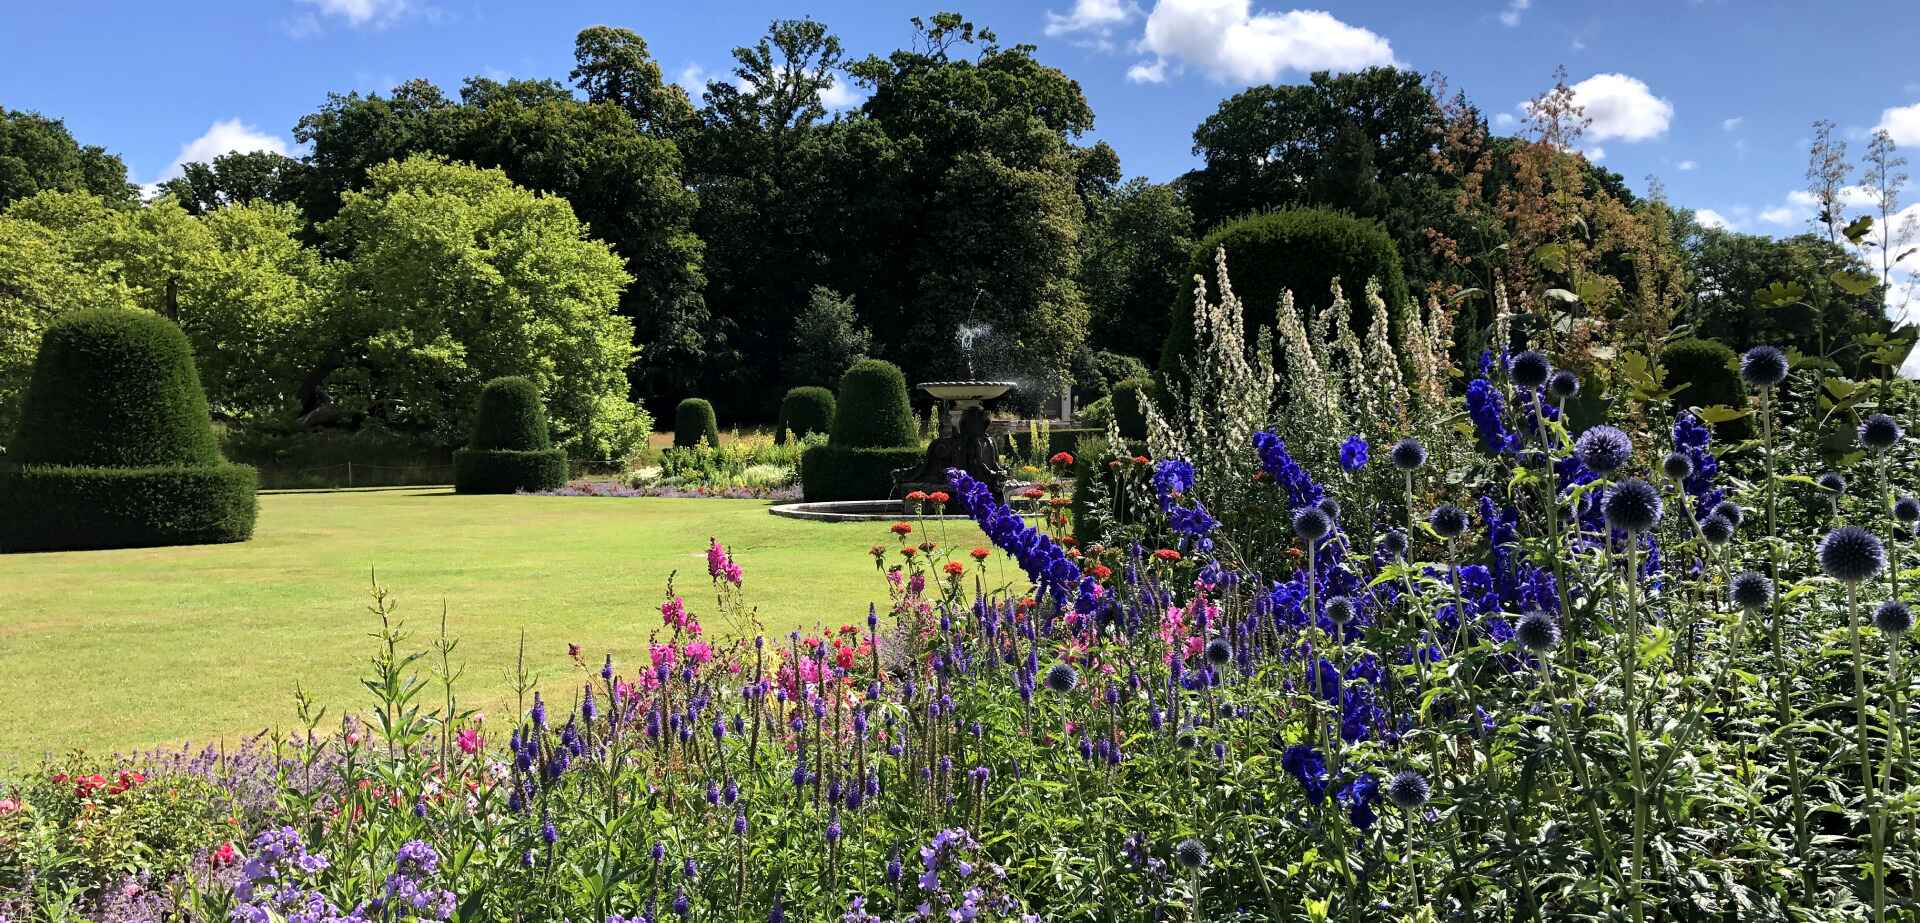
[454,376,567,494]
[777,387,836,445]
[1659,337,1749,439]
[1110,378,1151,440]
[830,359,917,449]
[673,398,721,449]
[1,308,257,552]
[1161,209,1408,387]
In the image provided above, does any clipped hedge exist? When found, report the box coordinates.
[777,387,837,445]
[830,360,917,449]
[468,376,552,450]
[13,308,221,468]
[0,463,257,553]
[674,398,721,449]
[1659,337,1749,438]
[801,445,925,502]
[1161,210,1407,389]
[453,448,569,495]
[1110,378,1151,440]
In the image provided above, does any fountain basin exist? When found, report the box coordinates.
[918,380,1015,407]
[768,499,974,523]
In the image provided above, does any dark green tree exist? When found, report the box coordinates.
[569,26,697,137]
[0,107,137,209]
[1079,178,1193,363]
[156,150,306,215]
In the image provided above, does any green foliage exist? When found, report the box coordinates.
[1659,337,1746,412]
[830,359,917,449]
[452,448,568,495]
[218,424,451,490]
[468,376,553,451]
[1161,209,1409,385]
[1071,349,1148,402]
[12,309,220,468]
[783,286,871,391]
[777,386,837,444]
[0,207,133,447]
[155,150,306,215]
[1080,178,1193,362]
[1685,224,1896,376]
[0,463,257,552]
[0,106,137,209]
[1109,378,1151,440]
[799,444,924,501]
[673,398,721,449]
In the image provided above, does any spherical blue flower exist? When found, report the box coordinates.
[1514,610,1561,653]
[1548,369,1581,399]
[1380,529,1409,558]
[1740,345,1789,389]
[1661,451,1693,481]
[1876,601,1913,636]
[1339,435,1370,472]
[1325,595,1356,625]
[1575,425,1633,475]
[1174,838,1209,870]
[1044,662,1079,694]
[1819,526,1886,584]
[1897,495,1920,524]
[1509,350,1552,389]
[1204,637,1232,666]
[1712,500,1744,528]
[1429,504,1469,539]
[1386,769,1430,809]
[1859,413,1904,452]
[1700,514,1734,546]
[1317,497,1341,522]
[1818,471,1847,495]
[1390,437,1428,472]
[1730,571,1773,611]
[1604,479,1663,534]
[1293,506,1332,541]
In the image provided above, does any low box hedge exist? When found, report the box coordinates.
[800,445,926,501]
[453,448,569,495]
[0,463,258,553]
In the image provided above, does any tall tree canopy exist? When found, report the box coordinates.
[0,107,137,210]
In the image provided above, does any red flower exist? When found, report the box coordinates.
[835,645,857,670]
[919,540,937,553]
[1132,455,1150,466]
[1022,487,1046,500]
[1050,451,1074,467]
[890,521,913,536]
[1153,548,1182,563]
[943,561,965,578]
[900,547,917,559]
[1092,564,1114,580]
[1059,536,1078,547]
[905,490,929,502]
[211,841,238,867]
[928,491,950,504]
[969,547,991,561]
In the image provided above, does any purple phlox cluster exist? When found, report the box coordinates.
[1465,379,1520,454]
[374,841,456,921]
[233,827,357,923]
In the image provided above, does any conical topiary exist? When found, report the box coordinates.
[801,359,924,501]
[673,398,721,449]
[453,376,569,494]
[1,308,257,552]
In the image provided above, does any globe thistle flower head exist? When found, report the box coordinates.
[1317,497,1341,522]
[1514,610,1561,653]
[1044,662,1079,694]
[1324,595,1356,625]
[1819,525,1886,584]
[1576,425,1633,475]
[1379,529,1409,558]
[1548,369,1581,400]
[1712,500,1744,528]
[1509,350,1552,389]
[1876,601,1913,637]
[1204,637,1232,666]
[1896,495,1920,524]
[1386,769,1430,810]
[1661,451,1693,482]
[1859,413,1903,452]
[1740,345,1789,389]
[1603,479,1663,534]
[1730,571,1774,611]
[1174,838,1209,870]
[1817,471,1847,495]
[1429,504,1470,539]
[1293,506,1332,542]
[1390,437,1428,472]
[1700,514,1734,546]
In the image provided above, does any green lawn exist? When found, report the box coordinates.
[0,489,984,766]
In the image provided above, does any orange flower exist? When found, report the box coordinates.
[1022,487,1046,500]
[1092,564,1114,580]
[890,521,913,536]
[928,491,950,504]
[1153,548,1182,563]
[969,547,991,561]
[944,561,965,577]
[1050,451,1074,466]
[918,541,937,553]
[905,490,929,502]
[869,544,886,559]
[900,547,918,559]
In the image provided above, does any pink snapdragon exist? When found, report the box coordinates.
[707,539,743,587]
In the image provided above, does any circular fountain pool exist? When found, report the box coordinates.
[768,499,974,523]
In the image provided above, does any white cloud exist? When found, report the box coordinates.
[819,75,865,110]
[1559,73,1672,142]
[1758,206,1795,225]
[1721,116,1743,132]
[300,0,407,28]
[1045,0,1139,37]
[1583,146,1606,161]
[1677,159,1698,171]
[1133,1,1398,85]
[1498,0,1531,27]
[1694,208,1733,230]
[1492,111,1518,131]
[676,64,708,99]
[1126,59,1170,84]
[148,119,291,194]
[1876,101,1920,146]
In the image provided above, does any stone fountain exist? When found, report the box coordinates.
[891,323,1017,499]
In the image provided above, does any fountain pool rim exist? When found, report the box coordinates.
[768,499,976,523]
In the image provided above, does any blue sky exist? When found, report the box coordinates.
[5,0,1918,321]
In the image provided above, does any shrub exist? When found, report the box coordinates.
[0,463,257,552]
[800,445,925,501]
[452,448,569,495]
[674,398,721,449]
[1110,378,1152,440]
[777,387,836,445]
[2,308,257,551]
[1659,337,1745,412]
[11,308,221,468]
[830,359,917,449]
[467,376,553,451]
[1161,209,1408,388]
